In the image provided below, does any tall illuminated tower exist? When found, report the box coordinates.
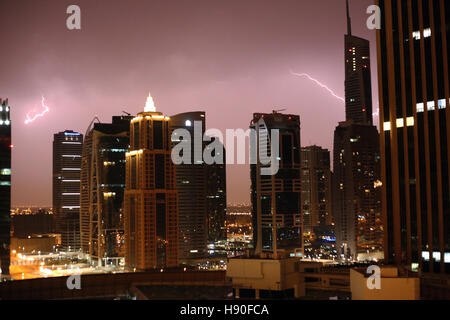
[344,0,373,125]
[333,0,382,261]
[0,98,11,276]
[124,94,178,270]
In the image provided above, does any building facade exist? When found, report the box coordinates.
[250,111,302,258]
[124,95,178,270]
[0,98,11,276]
[53,130,83,251]
[376,0,449,275]
[80,115,132,266]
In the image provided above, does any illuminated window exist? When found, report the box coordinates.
[416,103,424,112]
[396,118,404,128]
[1,168,11,175]
[406,117,414,127]
[383,122,391,131]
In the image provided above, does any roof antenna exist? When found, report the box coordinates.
[346,0,352,36]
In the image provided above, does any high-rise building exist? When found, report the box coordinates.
[376,0,449,275]
[344,0,373,125]
[333,122,382,260]
[169,112,227,261]
[333,1,382,261]
[300,146,332,234]
[124,94,178,270]
[205,138,227,248]
[80,115,132,266]
[53,130,83,251]
[250,111,302,257]
[170,111,208,261]
[0,98,11,276]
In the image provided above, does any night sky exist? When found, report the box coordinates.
[0,0,378,206]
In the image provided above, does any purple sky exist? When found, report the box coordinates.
[0,0,378,206]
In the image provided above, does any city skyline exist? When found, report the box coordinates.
[0,0,449,302]
[0,0,378,206]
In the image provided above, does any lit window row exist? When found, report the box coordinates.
[413,28,431,40]
[422,251,450,263]
[104,192,116,198]
[0,120,10,125]
[416,99,448,112]
[383,117,415,131]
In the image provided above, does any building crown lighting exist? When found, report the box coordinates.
[144,92,156,112]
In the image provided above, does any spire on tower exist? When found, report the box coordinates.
[346,0,352,35]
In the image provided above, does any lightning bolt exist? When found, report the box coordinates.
[290,70,345,103]
[25,96,50,124]
[291,70,380,118]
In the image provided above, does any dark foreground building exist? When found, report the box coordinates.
[80,115,132,266]
[53,130,83,251]
[376,0,449,279]
[0,98,11,276]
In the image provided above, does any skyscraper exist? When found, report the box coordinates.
[333,0,382,261]
[205,138,227,248]
[376,0,449,276]
[333,122,382,260]
[124,94,178,270]
[170,112,227,261]
[170,111,208,261]
[344,0,373,125]
[80,115,132,266]
[53,130,83,251]
[300,146,332,234]
[0,98,11,276]
[250,111,302,258]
